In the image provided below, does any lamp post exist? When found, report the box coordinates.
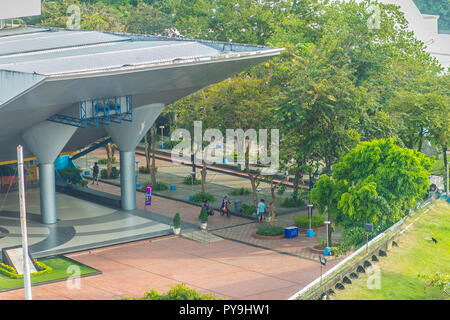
[306,204,314,237]
[17,145,32,300]
[160,125,165,149]
[324,220,331,256]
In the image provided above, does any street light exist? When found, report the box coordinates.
[160,125,165,149]
[306,204,314,237]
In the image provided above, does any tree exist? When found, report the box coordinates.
[126,3,172,35]
[105,142,117,178]
[313,139,434,235]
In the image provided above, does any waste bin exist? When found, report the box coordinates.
[284,226,298,238]
[234,200,242,213]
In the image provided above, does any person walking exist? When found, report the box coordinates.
[221,195,231,217]
[257,199,266,223]
[204,200,214,216]
[92,162,99,185]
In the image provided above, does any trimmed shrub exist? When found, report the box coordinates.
[183,175,201,185]
[141,182,168,191]
[100,167,120,179]
[58,167,82,184]
[294,215,325,229]
[123,283,219,300]
[0,260,52,279]
[98,157,116,165]
[173,213,181,228]
[256,226,284,236]
[192,192,215,203]
[281,197,306,208]
[199,207,208,223]
[242,204,256,216]
[230,187,251,196]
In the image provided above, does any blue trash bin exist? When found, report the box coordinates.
[324,247,331,256]
[170,185,177,190]
[284,226,298,238]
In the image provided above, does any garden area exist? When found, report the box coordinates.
[330,200,449,300]
[0,256,99,291]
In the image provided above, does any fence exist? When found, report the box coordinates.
[288,196,435,300]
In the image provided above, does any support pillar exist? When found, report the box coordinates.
[39,163,56,224]
[22,121,77,224]
[105,103,164,211]
[120,151,136,211]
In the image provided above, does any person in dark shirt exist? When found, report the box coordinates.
[92,162,99,185]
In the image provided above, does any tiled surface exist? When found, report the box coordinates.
[0,236,338,300]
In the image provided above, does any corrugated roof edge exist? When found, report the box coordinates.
[29,25,280,53]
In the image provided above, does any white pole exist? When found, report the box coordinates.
[17,145,32,300]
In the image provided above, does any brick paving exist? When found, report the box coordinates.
[0,157,346,300]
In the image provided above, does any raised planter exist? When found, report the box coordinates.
[252,231,285,240]
[309,245,334,256]
[298,225,326,234]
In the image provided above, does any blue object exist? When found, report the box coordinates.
[189,195,194,201]
[160,145,166,149]
[136,183,141,188]
[84,171,90,175]
[222,158,228,164]
[306,229,315,237]
[324,247,331,256]
[284,226,298,238]
[170,185,177,190]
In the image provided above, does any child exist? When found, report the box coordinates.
[257,199,265,223]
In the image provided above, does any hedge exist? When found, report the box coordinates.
[256,226,284,236]
[0,260,52,279]
[294,215,325,229]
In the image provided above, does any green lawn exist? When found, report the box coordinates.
[331,200,450,300]
[0,257,99,291]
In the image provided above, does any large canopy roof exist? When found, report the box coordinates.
[0,26,283,162]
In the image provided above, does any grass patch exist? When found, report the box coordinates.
[0,257,98,291]
[330,200,450,300]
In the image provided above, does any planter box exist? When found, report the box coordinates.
[252,231,284,240]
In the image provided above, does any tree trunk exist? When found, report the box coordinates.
[327,213,333,248]
[144,132,151,172]
[106,142,113,178]
[201,162,207,194]
[245,139,259,209]
[150,124,157,185]
[293,163,302,200]
[270,180,277,228]
[444,145,448,193]
[418,127,424,152]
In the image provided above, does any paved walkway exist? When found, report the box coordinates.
[0,236,339,300]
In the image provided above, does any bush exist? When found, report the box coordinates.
[58,167,83,184]
[173,213,181,228]
[199,207,208,223]
[242,204,256,215]
[294,215,325,229]
[192,192,215,203]
[281,197,306,208]
[100,167,120,179]
[98,157,116,165]
[256,226,284,236]
[76,179,89,187]
[141,182,168,191]
[139,166,149,174]
[183,175,201,185]
[164,139,183,150]
[0,260,52,279]
[123,283,219,300]
[230,187,251,196]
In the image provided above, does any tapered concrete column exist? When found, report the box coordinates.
[105,103,164,211]
[120,151,136,210]
[39,163,56,224]
[22,121,77,224]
